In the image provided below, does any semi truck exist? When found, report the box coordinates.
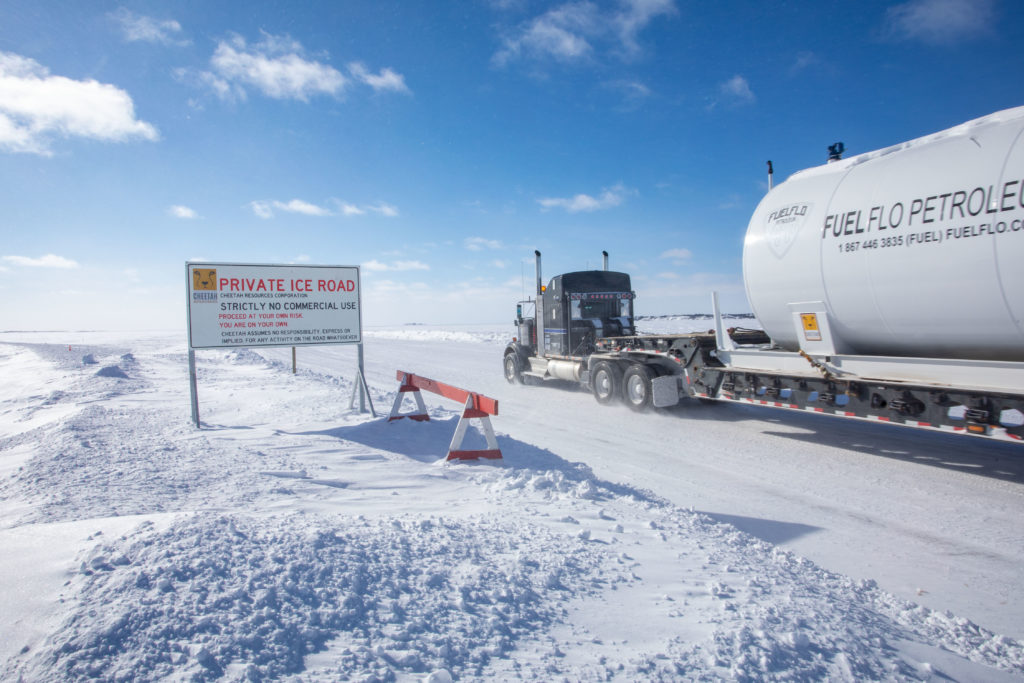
[503,106,1024,443]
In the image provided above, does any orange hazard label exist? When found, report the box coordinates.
[801,313,822,341]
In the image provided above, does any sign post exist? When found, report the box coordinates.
[185,262,370,426]
[188,348,200,426]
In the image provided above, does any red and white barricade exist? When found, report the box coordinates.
[388,371,502,461]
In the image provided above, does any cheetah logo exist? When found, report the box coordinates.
[193,268,217,291]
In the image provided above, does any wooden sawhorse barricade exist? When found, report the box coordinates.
[388,370,502,461]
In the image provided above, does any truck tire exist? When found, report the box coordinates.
[503,351,523,384]
[591,361,621,404]
[622,364,656,411]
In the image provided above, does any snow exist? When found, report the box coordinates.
[1,322,1023,681]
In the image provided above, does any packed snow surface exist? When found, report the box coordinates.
[1,321,1022,681]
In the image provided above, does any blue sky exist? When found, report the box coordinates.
[2,0,1023,329]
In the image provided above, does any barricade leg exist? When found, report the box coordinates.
[388,373,430,422]
[447,396,502,461]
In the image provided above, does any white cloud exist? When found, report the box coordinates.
[189,70,238,101]
[367,202,399,217]
[250,201,275,219]
[495,4,598,65]
[362,275,526,325]
[465,237,503,251]
[2,253,79,268]
[659,248,692,264]
[395,260,429,271]
[169,205,198,219]
[883,0,994,44]
[111,9,188,46]
[604,79,651,103]
[789,51,820,75]
[633,270,749,314]
[362,259,429,272]
[278,199,331,216]
[494,0,675,66]
[205,34,346,102]
[538,183,629,213]
[488,0,528,9]
[349,63,411,94]
[187,34,410,103]
[0,51,158,156]
[339,203,365,216]
[251,198,400,219]
[615,0,677,56]
[249,199,333,219]
[335,200,400,217]
[719,75,755,104]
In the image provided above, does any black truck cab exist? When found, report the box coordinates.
[518,270,635,358]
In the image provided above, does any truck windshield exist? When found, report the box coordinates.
[571,294,632,320]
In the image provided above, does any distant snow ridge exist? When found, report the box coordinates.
[34,513,616,682]
[635,314,756,321]
[224,348,269,366]
[364,329,506,344]
[226,348,353,390]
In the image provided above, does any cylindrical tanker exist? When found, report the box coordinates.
[743,106,1024,362]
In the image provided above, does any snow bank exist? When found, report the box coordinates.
[36,514,612,681]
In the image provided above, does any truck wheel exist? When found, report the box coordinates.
[591,361,621,404]
[622,364,656,411]
[503,351,524,384]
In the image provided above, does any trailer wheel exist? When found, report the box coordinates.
[622,364,656,411]
[503,351,524,384]
[591,361,622,404]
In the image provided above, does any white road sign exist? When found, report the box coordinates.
[187,262,361,349]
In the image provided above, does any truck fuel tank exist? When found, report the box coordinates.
[546,359,584,382]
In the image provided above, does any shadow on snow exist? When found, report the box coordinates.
[288,412,664,505]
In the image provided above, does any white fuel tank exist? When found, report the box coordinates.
[743,106,1024,362]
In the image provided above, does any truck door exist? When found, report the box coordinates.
[542,286,567,355]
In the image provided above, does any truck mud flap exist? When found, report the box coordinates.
[652,375,680,408]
